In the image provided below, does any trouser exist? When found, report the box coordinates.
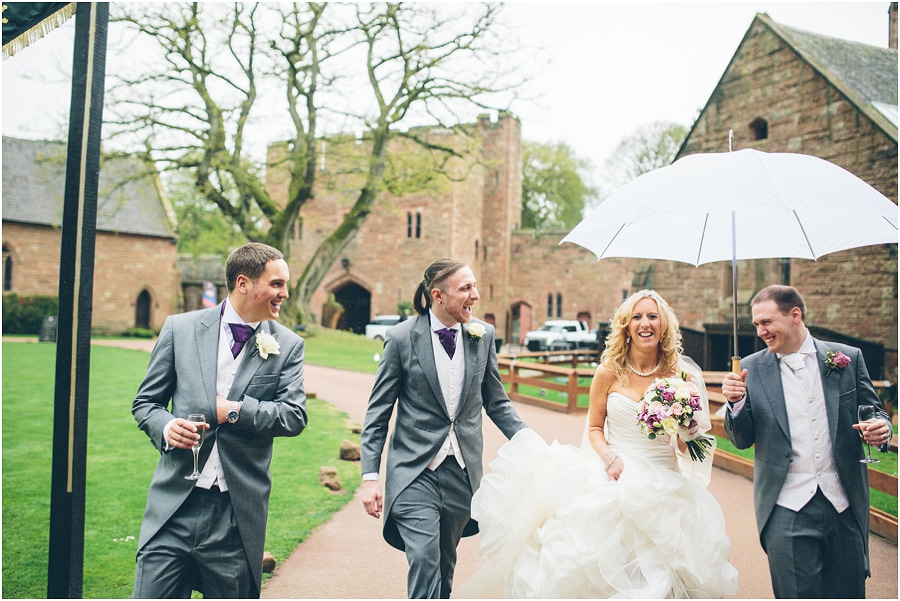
[132,486,257,599]
[391,458,472,599]
[761,488,866,599]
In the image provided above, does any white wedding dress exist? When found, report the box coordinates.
[458,384,739,598]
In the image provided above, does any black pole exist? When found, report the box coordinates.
[47,3,108,598]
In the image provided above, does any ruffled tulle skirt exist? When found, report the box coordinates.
[458,429,738,599]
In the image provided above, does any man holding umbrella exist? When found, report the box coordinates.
[722,284,891,598]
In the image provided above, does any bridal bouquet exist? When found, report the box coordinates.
[636,372,714,462]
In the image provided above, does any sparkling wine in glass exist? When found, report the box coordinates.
[185,413,207,479]
[857,405,880,464]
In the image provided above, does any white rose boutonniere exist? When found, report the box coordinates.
[255,331,280,360]
[468,323,486,340]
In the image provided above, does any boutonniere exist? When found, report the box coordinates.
[824,349,850,377]
[467,323,486,340]
[254,331,280,360]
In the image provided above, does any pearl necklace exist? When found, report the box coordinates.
[627,362,659,377]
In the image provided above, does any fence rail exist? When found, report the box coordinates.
[498,350,898,541]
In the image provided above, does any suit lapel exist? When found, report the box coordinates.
[413,316,449,416]
[458,323,481,409]
[814,338,841,442]
[197,305,222,417]
[759,350,792,441]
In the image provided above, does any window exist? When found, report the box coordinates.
[547,293,553,317]
[749,118,768,141]
[2,245,11,291]
[556,293,562,318]
[407,211,422,239]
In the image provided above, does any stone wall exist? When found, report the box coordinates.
[2,222,180,334]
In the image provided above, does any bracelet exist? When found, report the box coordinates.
[604,455,619,471]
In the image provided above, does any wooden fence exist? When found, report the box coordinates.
[498,350,898,541]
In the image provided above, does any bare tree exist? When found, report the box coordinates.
[596,121,689,207]
[107,2,524,323]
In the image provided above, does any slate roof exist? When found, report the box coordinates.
[2,136,177,238]
[760,13,898,141]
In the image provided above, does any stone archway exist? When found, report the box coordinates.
[332,281,371,334]
[508,300,532,346]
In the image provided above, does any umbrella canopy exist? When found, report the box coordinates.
[561,148,898,369]
[563,148,897,266]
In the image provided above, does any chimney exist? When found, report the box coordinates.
[890,2,898,49]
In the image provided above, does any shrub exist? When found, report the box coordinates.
[123,327,156,339]
[2,293,59,335]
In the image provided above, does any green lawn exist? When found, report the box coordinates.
[2,341,360,598]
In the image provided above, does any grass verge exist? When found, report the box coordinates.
[715,436,898,517]
[2,341,359,598]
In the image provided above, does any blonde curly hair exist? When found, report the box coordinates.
[600,290,683,385]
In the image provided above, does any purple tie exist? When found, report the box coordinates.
[436,328,457,359]
[229,323,254,358]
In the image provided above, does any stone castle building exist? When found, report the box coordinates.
[269,9,898,378]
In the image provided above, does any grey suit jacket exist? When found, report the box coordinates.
[132,303,307,589]
[724,338,886,570]
[360,314,526,551]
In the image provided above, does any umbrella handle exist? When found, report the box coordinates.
[731,356,741,373]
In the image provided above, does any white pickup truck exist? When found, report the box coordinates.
[364,315,404,342]
[523,319,597,351]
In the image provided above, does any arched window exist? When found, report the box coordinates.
[556,293,563,318]
[547,293,553,318]
[2,245,11,292]
[135,289,152,330]
[407,212,413,238]
[415,212,422,238]
[749,118,768,141]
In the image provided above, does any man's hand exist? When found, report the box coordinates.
[166,418,209,450]
[853,418,892,448]
[722,370,748,403]
[361,480,383,519]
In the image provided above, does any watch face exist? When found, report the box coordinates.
[227,410,239,423]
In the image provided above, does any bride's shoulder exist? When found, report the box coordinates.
[591,363,619,388]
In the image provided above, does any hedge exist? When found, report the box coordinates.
[2,293,59,335]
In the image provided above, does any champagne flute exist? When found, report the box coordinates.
[857,405,880,464]
[185,413,207,479]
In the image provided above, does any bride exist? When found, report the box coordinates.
[458,290,739,598]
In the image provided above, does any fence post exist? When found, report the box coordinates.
[567,370,579,412]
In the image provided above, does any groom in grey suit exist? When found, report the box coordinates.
[132,243,307,598]
[723,285,891,598]
[360,257,526,598]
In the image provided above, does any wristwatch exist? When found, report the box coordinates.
[226,401,241,424]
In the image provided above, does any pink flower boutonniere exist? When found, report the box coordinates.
[824,349,851,377]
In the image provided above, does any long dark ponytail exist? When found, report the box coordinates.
[413,258,468,315]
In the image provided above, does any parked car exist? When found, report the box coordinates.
[365,315,404,342]
[523,319,597,351]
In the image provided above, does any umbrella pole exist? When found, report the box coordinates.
[728,131,741,373]
[731,211,741,373]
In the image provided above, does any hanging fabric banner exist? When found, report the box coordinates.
[2,2,75,59]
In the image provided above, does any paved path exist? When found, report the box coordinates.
[10,339,895,598]
[262,364,898,599]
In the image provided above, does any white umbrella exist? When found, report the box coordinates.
[561,146,898,371]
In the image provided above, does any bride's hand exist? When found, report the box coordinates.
[605,456,623,481]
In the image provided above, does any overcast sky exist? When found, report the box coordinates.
[2,2,893,184]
